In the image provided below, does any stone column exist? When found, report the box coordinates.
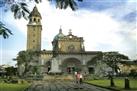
[82,65,88,74]
[81,59,88,74]
[39,59,44,75]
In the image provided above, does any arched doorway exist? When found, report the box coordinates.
[61,58,81,74]
[45,61,51,73]
[87,60,97,74]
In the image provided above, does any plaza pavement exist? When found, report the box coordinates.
[26,81,113,91]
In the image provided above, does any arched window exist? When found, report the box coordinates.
[33,40,35,42]
[38,19,40,22]
[30,18,32,22]
[33,27,35,31]
[34,18,36,22]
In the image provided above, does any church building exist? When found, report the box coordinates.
[26,6,107,75]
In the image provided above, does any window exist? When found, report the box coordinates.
[34,18,36,21]
[68,45,75,52]
[88,67,95,74]
[69,35,72,38]
[38,19,40,22]
[30,18,32,22]
[33,40,35,42]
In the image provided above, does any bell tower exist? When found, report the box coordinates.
[27,6,42,51]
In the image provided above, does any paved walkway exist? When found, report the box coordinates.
[26,81,113,91]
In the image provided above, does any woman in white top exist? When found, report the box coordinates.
[79,73,83,84]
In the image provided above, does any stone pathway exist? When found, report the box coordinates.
[26,81,113,91]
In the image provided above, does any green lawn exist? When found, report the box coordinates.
[85,79,137,90]
[0,83,30,91]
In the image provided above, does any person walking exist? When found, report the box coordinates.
[79,73,83,84]
[74,71,77,83]
[76,72,80,84]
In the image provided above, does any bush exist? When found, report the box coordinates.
[84,74,103,80]
[129,70,137,78]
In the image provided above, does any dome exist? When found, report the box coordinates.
[53,28,65,41]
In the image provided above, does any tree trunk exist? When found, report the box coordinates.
[110,76,115,87]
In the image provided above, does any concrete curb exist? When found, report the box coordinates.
[85,82,137,91]
[85,82,120,91]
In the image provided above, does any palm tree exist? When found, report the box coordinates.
[0,21,12,39]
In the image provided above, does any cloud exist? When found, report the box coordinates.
[77,0,127,11]
[117,21,137,59]
[104,1,136,23]
[1,0,136,65]
[123,11,137,22]
[38,1,136,59]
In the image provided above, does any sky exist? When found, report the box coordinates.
[0,0,137,66]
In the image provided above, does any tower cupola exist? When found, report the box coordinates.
[29,6,42,25]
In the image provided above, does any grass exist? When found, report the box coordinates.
[0,83,30,91]
[85,79,137,90]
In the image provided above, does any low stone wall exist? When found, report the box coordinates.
[43,74,74,81]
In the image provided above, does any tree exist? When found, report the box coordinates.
[103,52,129,75]
[0,0,83,39]
[2,0,83,20]
[13,50,40,75]
[14,50,40,76]
[10,2,30,19]
[101,52,129,87]
[0,22,13,39]
[5,66,17,76]
[31,0,83,11]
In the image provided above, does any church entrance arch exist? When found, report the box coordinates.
[45,61,51,73]
[86,60,97,74]
[61,58,82,74]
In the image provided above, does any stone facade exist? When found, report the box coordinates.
[52,29,84,53]
[118,61,137,74]
[26,6,110,75]
[40,50,102,74]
